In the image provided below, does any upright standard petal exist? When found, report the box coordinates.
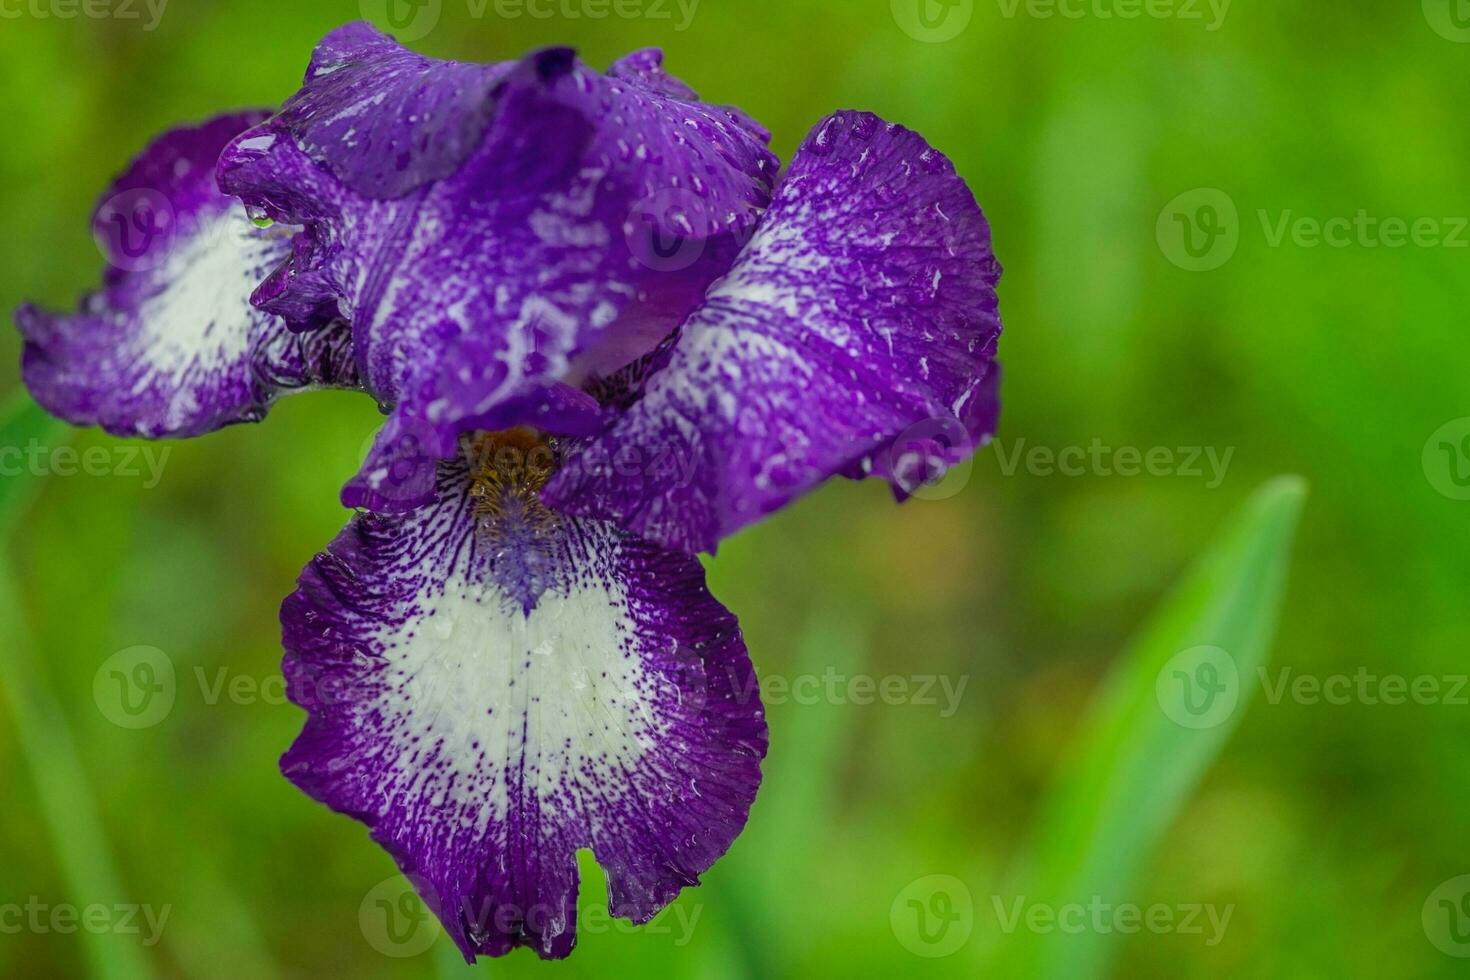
[217,24,777,510]
[544,111,1004,553]
[281,436,766,960]
[17,112,358,439]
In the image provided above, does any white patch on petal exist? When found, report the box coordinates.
[131,204,280,428]
[366,550,670,838]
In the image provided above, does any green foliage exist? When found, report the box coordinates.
[994,478,1305,979]
[0,396,153,980]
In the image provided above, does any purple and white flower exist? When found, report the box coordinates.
[16,22,1003,961]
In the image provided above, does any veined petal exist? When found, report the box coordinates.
[543,110,1004,553]
[281,448,766,960]
[16,112,358,439]
[217,24,777,511]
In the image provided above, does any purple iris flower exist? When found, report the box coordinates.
[16,22,1002,961]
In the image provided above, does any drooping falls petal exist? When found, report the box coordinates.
[16,112,358,439]
[217,23,778,511]
[543,110,1004,553]
[280,448,766,960]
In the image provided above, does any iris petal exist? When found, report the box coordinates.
[543,110,1004,553]
[281,452,766,960]
[217,23,778,512]
[16,112,357,439]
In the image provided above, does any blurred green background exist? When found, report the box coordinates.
[1,1,1468,977]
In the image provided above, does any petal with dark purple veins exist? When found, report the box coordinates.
[281,442,766,961]
[217,24,777,511]
[16,112,359,439]
[543,110,1004,553]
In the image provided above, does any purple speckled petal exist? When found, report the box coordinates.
[542,111,1004,553]
[281,452,766,960]
[276,21,516,199]
[16,113,358,439]
[217,25,777,512]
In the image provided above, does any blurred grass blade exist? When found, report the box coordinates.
[997,477,1307,980]
[700,613,868,978]
[0,391,64,530]
[0,572,157,980]
[0,394,154,980]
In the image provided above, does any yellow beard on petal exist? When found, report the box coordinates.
[464,429,566,613]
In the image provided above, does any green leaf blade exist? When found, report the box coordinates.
[998,477,1307,980]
